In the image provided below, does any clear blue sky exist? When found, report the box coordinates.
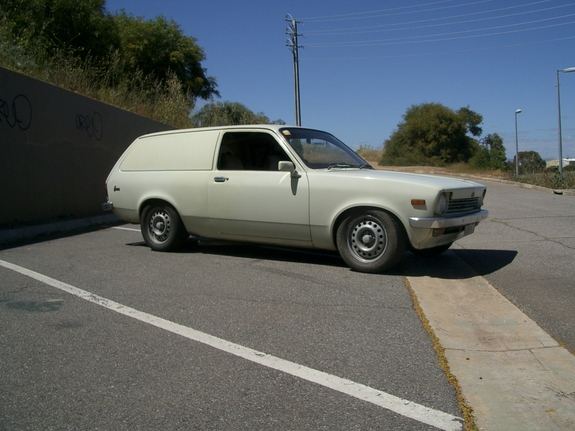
[105,0,575,161]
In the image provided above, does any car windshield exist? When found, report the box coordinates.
[279,128,371,170]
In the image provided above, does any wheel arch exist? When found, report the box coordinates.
[139,197,178,219]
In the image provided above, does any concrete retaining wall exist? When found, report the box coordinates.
[0,67,176,226]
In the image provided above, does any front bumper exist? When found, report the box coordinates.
[102,201,113,212]
[408,209,489,229]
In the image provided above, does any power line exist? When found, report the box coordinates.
[305,14,575,48]
[285,2,575,99]
[302,34,575,61]
[304,1,568,36]
[301,0,495,22]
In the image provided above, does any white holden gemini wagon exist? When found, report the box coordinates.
[103,125,488,273]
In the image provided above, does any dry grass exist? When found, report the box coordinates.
[1,49,195,128]
[403,276,478,431]
[356,148,574,190]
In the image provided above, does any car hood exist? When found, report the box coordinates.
[311,168,486,190]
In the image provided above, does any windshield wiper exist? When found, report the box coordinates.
[327,163,353,170]
[327,163,374,170]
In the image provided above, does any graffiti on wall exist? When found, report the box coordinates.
[76,111,103,141]
[0,94,32,131]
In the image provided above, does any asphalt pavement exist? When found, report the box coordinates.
[1,176,574,430]
[1,226,462,430]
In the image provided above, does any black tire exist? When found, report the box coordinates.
[336,210,406,273]
[141,204,188,251]
[411,242,452,257]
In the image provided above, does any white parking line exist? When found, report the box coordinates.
[112,226,140,232]
[0,258,463,431]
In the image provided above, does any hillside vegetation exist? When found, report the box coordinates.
[0,0,280,128]
[358,146,575,190]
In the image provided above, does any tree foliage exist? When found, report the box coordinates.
[380,103,482,166]
[191,102,284,127]
[113,11,218,99]
[469,133,507,170]
[0,0,219,101]
[518,150,546,174]
[0,0,120,61]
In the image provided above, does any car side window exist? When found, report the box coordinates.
[218,132,291,171]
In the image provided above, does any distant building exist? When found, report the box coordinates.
[546,158,575,167]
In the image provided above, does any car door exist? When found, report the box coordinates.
[207,130,311,244]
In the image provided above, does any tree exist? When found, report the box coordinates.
[457,106,483,137]
[469,133,507,170]
[518,151,546,174]
[380,103,482,166]
[113,11,218,100]
[191,101,284,127]
[0,1,219,102]
[0,0,121,61]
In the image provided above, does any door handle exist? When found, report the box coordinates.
[214,177,228,182]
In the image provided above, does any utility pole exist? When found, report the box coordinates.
[286,14,302,126]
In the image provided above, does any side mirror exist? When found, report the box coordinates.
[278,161,302,178]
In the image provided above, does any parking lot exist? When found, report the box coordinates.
[3,178,575,430]
[1,225,462,430]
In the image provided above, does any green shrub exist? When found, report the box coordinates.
[510,170,575,189]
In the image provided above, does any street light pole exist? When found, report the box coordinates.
[556,66,575,174]
[515,109,522,179]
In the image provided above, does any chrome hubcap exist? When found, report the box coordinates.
[350,219,387,261]
[149,210,170,242]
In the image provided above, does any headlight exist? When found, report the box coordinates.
[435,193,449,215]
[476,189,486,208]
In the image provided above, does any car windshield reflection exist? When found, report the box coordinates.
[280,128,369,169]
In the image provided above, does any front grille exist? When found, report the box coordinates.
[446,197,479,214]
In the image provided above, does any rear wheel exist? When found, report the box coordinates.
[336,210,406,273]
[141,204,188,251]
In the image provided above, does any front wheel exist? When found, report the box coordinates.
[336,210,406,273]
[141,204,188,251]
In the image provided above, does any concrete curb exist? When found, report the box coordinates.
[0,214,120,245]
[407,252,575,430]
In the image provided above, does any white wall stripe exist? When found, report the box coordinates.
[0,259,463,431]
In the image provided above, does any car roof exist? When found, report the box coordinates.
[138,124,328,140]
